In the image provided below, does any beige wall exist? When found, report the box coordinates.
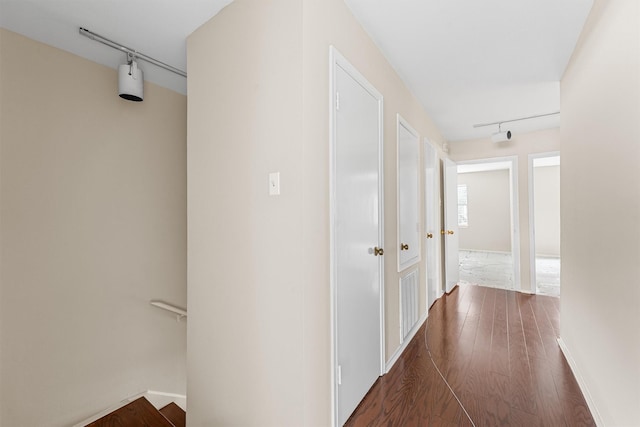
[448,128,560,292]
[0,30,187,427]
[458,170,511,252]
[187,0,307,424]
[560,0,640,425]
[187,0,446,424]
[533,165,560,257]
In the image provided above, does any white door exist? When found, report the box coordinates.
[397,117,421,271]
[424,141,439,307]
[443,158,459,293]
[331,49,384,426]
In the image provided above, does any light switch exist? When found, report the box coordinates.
[269,172,280,196]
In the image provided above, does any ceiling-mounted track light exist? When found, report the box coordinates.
[491,124,512,143]
[473,111,560,142]
[79,27,187,102]
[119,53,143,102]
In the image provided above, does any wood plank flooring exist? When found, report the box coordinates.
[160,402,186,427]
[345,284,595,426]
[85,397,174,426]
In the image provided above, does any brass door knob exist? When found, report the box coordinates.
[447,230,455,235]
[426,233,433,239]
[374,247,384,256]
[441,230,446,235]
[400,243,409,251]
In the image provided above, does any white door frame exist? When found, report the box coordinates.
[528,151,560,294]
[456,156,521,291]
[329,46,385,427]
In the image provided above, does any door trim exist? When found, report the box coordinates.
[457,156,521,291]
[528,151,560,294]
[329,46,385,427]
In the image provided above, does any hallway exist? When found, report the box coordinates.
[345,284,594,426]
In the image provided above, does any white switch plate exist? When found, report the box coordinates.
[269,172,280,196]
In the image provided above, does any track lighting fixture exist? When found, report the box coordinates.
[79,27,187,103]
[491,124,512,143]
[473,111,560,142]
[118,53,144,102]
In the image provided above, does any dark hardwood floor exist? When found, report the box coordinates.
[160,402,186,427]
[86,397,174,426]
[345,284,596,426]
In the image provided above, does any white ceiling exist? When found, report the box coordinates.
[343,0,594,141]
[0,0,593,142]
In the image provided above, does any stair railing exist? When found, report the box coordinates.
[150,301,187,322]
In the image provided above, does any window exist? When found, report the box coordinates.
[458,184,468,227]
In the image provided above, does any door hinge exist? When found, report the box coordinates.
[336,92,340,111]
[337,365,342,385]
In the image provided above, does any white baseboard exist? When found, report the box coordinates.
[385,312,428,373]
[557,338,604,427]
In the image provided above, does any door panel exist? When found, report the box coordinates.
[424,141,439,307]
[397,117,420,271]
[334,60,383,426]
[443,158,459,292]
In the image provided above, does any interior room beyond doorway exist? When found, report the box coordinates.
[457,161,515,290]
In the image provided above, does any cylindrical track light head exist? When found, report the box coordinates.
[491,130,512,143]
[118,60,143,102]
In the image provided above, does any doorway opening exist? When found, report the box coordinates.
[529,153,561,297]
[456,158,520,291]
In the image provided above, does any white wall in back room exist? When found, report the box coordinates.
[458,169,511,253]
[533,165,560,257]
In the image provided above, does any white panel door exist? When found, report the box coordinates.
[397,117,421,271]
[443,158,459,293]
[333,55,383,426]
[424,141,439,307]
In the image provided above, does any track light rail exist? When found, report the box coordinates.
[473,111,559,128]
[79,27,187,78]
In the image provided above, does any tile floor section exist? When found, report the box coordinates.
[459,250,560,297]
[535,256,561,297]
